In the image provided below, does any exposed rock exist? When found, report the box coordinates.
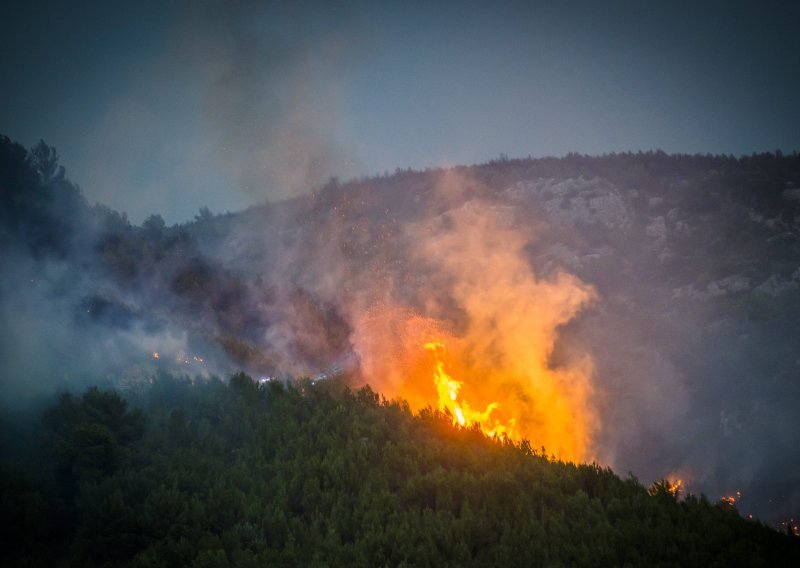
[782,188,800,201]
[707,274,752,297]
[754,272,800,297]
[646,216,667,242]
[672,274,752,300]
[666,208,681,223]
[512,177,631,231]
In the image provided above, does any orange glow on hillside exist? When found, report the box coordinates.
[350,188,597,462]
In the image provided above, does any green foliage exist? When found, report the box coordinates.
[42,388,145,495]
[1,376,798,566]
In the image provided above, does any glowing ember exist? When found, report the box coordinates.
[720,491,741,507]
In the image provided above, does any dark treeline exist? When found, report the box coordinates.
[1,375,798,567]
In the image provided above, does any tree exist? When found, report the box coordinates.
[27,140,64,185]
[195,206,214,223]
[43,388,144,491]
[142,213,166,238]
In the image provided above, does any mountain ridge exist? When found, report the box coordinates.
[1,134,799,525]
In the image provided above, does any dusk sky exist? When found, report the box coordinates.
[2,0,798,223]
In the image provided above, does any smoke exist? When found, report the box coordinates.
[174,0,363,200]
[198,170,598,459]
[56,0,366,225]
[348,175,597,460]
[0,244,200,409]
[2,136,798,524]
[214,162,798,523]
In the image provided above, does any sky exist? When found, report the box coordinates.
[1,0,799,224]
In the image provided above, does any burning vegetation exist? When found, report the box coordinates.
[350,191,596,461]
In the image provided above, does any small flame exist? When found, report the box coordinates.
[720,492,740,507]
[667,479,683,496]
[152,352,159,360]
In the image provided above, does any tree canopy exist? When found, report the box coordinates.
[1,374,798,567]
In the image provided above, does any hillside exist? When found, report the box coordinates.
[2,134,800,525]
[2,376,799,567]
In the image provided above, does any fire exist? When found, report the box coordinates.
[350,188,597,462]
[721,496,736,506]
[667,478,683,497]
[720,491,741,507]
[152,352,159,360]
[424,340,509,436]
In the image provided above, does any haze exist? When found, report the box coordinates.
[1,0,798,223]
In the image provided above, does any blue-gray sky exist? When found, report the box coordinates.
[1,0,798,223]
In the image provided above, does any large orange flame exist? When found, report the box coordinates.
[350,187,597,462]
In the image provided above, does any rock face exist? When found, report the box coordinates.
[511,177,632,231]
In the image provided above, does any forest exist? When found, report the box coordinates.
[2,374,799,567]
[3,133,800,564]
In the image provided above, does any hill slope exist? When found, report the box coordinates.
[2,134,800,523]
[2,377,798,567]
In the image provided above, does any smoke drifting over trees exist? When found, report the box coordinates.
[1,134,800,530]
